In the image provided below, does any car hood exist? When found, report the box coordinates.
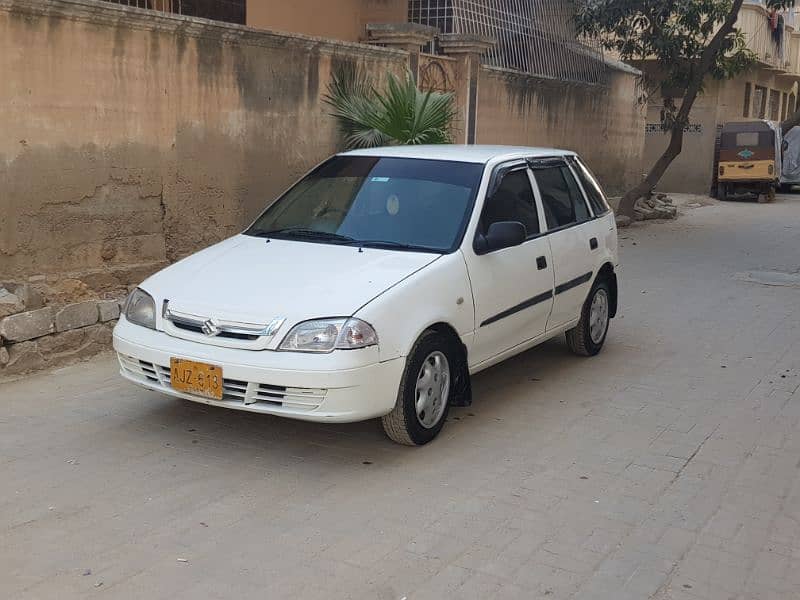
[142,235,440,326]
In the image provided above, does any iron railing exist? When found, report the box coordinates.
[409,0,607,84]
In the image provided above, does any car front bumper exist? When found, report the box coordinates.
[112,318,404,423]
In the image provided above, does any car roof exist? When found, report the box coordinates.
[339,144,576,164]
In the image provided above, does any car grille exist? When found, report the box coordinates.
[159,303,285,351]
[171,320,259,341]
[117,354,326,412]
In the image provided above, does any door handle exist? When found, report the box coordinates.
[536,256,547,270]
[589,237,598,250]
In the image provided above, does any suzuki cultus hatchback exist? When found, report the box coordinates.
[114,146,619,445]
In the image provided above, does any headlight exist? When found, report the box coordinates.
[279,318,378,352]
[124,288,156,330]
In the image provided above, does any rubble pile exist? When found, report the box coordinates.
[633,193,678,221]
[0,282,125,377]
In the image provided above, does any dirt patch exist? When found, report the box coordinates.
[733,270,800,288]
[666,193,719,209]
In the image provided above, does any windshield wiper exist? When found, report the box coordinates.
[248,227,356,243]
[353,240,438,252]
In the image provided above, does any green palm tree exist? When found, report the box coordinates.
[324,66,456,149]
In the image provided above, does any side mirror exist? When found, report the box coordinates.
[474,221,526,255]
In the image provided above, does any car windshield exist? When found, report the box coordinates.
[245,156,484,253]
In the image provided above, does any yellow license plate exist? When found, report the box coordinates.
[170,358,223,400]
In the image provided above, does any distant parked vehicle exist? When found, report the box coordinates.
[717,120,781,202]
[780,124,800,192]
[113,145,620,445]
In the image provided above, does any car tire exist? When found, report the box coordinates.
[566,279,611,357]
[381,330,455,446]
[717,182,727,201]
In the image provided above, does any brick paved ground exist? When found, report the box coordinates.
[2,195,800,600]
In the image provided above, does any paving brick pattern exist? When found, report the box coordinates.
[2,197,799,599]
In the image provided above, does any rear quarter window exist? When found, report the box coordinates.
[570,157,611,216]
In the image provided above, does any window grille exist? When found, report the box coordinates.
[743,82,752,118]
[409,0,607,84]
[753,85,767,119]
[769,89,781,121]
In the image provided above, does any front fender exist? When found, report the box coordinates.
[354,252,475,362]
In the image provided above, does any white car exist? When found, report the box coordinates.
[113,145,619,445]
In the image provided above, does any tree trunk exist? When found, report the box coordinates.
[617,0,746,217]
[618,125,685,216]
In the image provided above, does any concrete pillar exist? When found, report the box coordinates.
[439,33,495,144]
[365,23,438,82]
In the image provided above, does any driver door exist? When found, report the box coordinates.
[463,165,555,368]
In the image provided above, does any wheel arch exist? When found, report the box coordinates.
[421,321,472,407]
[595,262,618,318]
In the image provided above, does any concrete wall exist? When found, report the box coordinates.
[247,0,407,42]
[475,66,645,195]
[643,81,722,195]
[0,0,406,288]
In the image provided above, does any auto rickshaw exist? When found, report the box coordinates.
[717,120,781,202]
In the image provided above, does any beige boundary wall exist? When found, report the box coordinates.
[476,65,645,196]
[0,0,407,282]
[0,0,644,376]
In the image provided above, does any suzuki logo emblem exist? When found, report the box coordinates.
[201,319,220,337]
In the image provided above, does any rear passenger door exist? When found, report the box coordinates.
[566,155,617,255]
[529,158,596,331]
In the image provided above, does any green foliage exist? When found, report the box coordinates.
[324,66,456,149]
[575,0,793,101]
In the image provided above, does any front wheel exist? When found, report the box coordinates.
[381,330,454,446]
[566,280,611,357]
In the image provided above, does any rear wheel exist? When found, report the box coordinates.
[717,182,728,201]
[757,188,775,203]
[381,330,454,446]
[566,279,611,357]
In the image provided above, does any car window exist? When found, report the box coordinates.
[533,165,591,229]
[570,157,610,216]
[479,168,540,238]
[246,156,483,252]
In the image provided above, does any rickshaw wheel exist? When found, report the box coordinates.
[758,188,775,203]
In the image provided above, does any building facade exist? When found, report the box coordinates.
[103,0,608,84]
[101,0,408,39]
[640,1,800,194]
